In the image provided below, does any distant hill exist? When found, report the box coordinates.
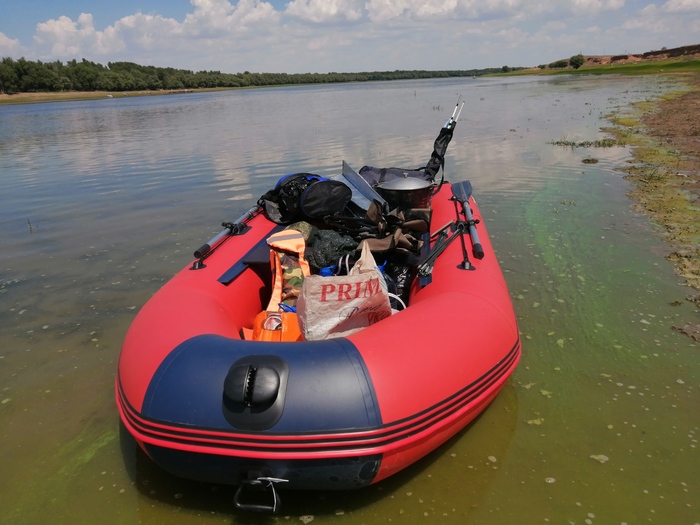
[573,43,700,67]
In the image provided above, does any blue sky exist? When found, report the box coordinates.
[1,0,699,73]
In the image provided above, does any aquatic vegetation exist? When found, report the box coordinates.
[606,76,700,294]
[0,277,23,295]
[639,164,667,182]
[549,137,622,148]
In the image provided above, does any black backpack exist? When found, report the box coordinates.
[259,173,352,225]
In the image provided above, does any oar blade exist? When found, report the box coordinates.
[451,180,473,203]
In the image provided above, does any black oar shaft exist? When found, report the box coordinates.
[462,200,484,260]
[451,181,484,260]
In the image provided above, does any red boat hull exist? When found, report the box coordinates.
[115,182,520,491]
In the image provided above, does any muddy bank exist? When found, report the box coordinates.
[610,73,700,339]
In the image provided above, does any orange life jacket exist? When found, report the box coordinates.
[244,229,310,342]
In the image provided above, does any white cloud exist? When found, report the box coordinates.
[28,0,281,61]
[111,13,179,51]
[455,0,523,20]
[661,0,700,13]
[183,0,279,34]
[0,32,24,56]
[33,14,91,56]
[415,0,460,19]
[542,20,567,31]
[571,0,625,14]
[363,0,525,23]
[620,3,693,34]
[364,0,408,23]
[359,0,633,25]
[286,0,364,23]
[2,0,697,74]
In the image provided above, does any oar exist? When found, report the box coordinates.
[418,222,466,277]
[191,204,260,267]
[451,181,484,260]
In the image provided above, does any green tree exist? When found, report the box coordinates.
[145,74,162,90]
[19,60,58,91]
[53,76,72,91]
[68,59,102,90]
[162,74,184,90]
[95,71,118,91]
[0,56,517,94]
[0,58,20,93]
[569,54,585,69]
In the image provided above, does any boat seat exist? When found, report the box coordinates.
[241,241,272,267]
[218,226,284,285]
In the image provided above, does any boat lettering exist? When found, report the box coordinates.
[319,278,381,302]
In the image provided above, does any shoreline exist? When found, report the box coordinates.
[607,72,700,339]
[0,88,234,105]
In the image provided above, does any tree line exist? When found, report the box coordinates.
[538,54,585,70]
[0,57,511,94]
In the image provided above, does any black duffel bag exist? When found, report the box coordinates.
[260,173,352,225]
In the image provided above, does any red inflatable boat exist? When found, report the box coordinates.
[116,181,519,509]
[116,108,520,511]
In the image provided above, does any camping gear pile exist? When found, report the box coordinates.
[249,102,467,341]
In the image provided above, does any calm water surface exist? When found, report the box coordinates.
[1,76,698,524]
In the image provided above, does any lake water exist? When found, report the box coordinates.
[1,76,698,525]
